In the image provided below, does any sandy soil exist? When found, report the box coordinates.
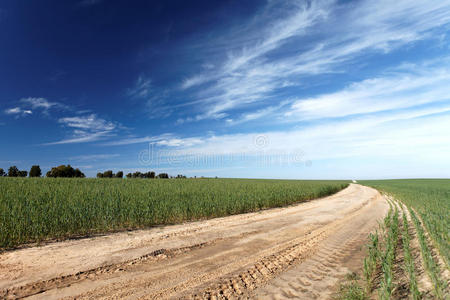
[0,184,388,299]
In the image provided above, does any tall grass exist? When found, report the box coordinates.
[0,178,348,249]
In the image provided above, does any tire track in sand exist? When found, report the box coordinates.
[252,191,388,299]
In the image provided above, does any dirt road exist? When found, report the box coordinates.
[0,184,388,299]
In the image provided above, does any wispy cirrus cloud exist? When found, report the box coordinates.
[21,97,56,110]
[225,101,290,126]
[127,75,152,99]
[44,114,118,145]
[179,0,450,122]
[103,133,203,147]
[44,131,112,145]
[58,114,116,131]
[3,97,122,146]
[4,97,69,119]
[181,75,210,90]
[102,133,173,146]
[4,107,32,117]
[123,55,450,165]
[20,97,69,114]
[285,62,450,121]
[69,153,120,161]
[127,75,176,119]
[133,106,450,163]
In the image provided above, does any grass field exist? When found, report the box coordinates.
[350,179,450,300]
[0,178,348,250]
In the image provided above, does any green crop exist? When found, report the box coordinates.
[361,179,449,299]
[400,208,420,300]
[0,178,348,250]
[362,179,449,268]
[409,208,445,299]
[378,204,399,300]
[363,231,380,293]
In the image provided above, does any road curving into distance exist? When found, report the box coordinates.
[0,184,388,299]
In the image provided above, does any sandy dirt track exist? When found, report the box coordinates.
[0,184,388,299]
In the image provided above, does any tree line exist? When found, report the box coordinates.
[0,165,85,178]
[97,170,186,179]
[0,165,186,179]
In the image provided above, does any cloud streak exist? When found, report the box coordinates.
[20,97,67,111]
[69,153,120,161]
[179,0,450,122]
[127,76,152,99]
[141,106,450,164]
[44,114,117,145]
[4,107,32,117]
[286,62,450,120]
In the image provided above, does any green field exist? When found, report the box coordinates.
[353,179,450,299]
[0,178,348,250]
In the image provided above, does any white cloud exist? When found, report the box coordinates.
[145,106,450,165]
[4,107,32,117]
[20,97,58,110]
[44,131,113,145]
[104,133,203,148]
[181,74,210,90]
[59,114,116,131]
[103,133,175,146]
[69,154,120,161]
[5,107,22,114]
[286,64,450,120]
[19,97,70,116]
[226,101,290,125]
[44,114,117,145]
[155,137,203,147]
[4,97,69,118]
[179,0,450,121]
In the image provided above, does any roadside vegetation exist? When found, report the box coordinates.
[0,178,348,250]
[338,179,449,300]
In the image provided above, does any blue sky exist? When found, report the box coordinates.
[1,0,450,179]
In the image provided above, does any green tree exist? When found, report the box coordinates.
[116,171,123,178]
[29,165,42,177]
[132,171,143,178]
[0,168,5,176]
[18,170,28,177]
[8,166,19,177]
[46,165,85,178]
[126,173,132,178]
[74,168,85,178]
[97,172,104,178]
[103,170,114,178]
